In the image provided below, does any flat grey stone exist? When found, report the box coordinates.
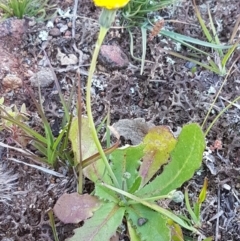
[30,68,55,88]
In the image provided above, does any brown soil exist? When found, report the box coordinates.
[0,0,240,240]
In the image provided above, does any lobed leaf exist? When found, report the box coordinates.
[126,203,170,241]
[103,183,199,234]
[110,144,144,191]
[95,183,120,203]
[84,158,113,184]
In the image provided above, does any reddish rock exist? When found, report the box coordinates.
[0,18,27,41]
[0,19,26,89]
[49,28,61,37]
[99,45,129,70]
[0,49,19,75]
[64,30,71,37]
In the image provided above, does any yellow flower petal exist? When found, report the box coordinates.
[93,0,130,9]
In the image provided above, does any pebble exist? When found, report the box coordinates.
[99,45,129,70]
[60,25,68,33]
[57,48,78,65]
[0,18,27,41]
[29,68,55,87]
[2,74,22,90]
[64,30,71,37]
[49,28,61,37]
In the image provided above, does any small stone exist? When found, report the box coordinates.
[2,74,22,90]
[57,48,78,65]
[0,18,27,41]
[49,28,61,37]
[30,68,55,88]
[60,25,68,33]
[112,118,155,145]
[99,45,129,70]
[64,30,71,37]
[222,183,231,191]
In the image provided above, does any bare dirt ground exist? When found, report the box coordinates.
[0,0,240,240]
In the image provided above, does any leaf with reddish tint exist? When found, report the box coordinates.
[136,123,205,198]
[139,126,177,186]
[53,193,101,224]
[67,202,125,241]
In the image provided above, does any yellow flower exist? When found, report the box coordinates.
[93,0,130,10]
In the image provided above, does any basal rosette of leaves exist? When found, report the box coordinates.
[93,0,130,10]
[55,121,206,241]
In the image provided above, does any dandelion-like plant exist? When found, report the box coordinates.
[86,0,130,188]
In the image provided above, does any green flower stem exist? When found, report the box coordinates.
[86,9,120,188]
[204,95,240,136]
[102,183,200,234]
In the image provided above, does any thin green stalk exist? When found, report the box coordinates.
[127,193,172,204]
[204,95,240,136]
[201,55,240,130]
[106,106,111,149]
[140,26,147,74]
[48,209,59,241]
[86,9,120,188]
[77,72,83,194]
[102,183,200,234]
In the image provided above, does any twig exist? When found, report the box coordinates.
[72,0,78,39]
[72,0,84,65]
[215,187,221,241]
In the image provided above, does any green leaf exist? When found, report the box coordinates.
[67,202,125,241]
[193,1,213,44]
[167,219,184,241]
[193,177,208,223]
[126,204,171,241]
[160,29,237,50]
[221,40,239,67]
[127,220,141,241]
[69,117,113,183]
[136,123,205,197]
[95,183,120,203]
[103,183,199,234]
[198,177,208,204]
[0,110,47,144]
[84,158,113,184]
[110,144,144,191]
[129,176,142,193]
[69,116,98,165]
[185,188,199,225]
[140,126,177,186]
[203,237,213,241]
